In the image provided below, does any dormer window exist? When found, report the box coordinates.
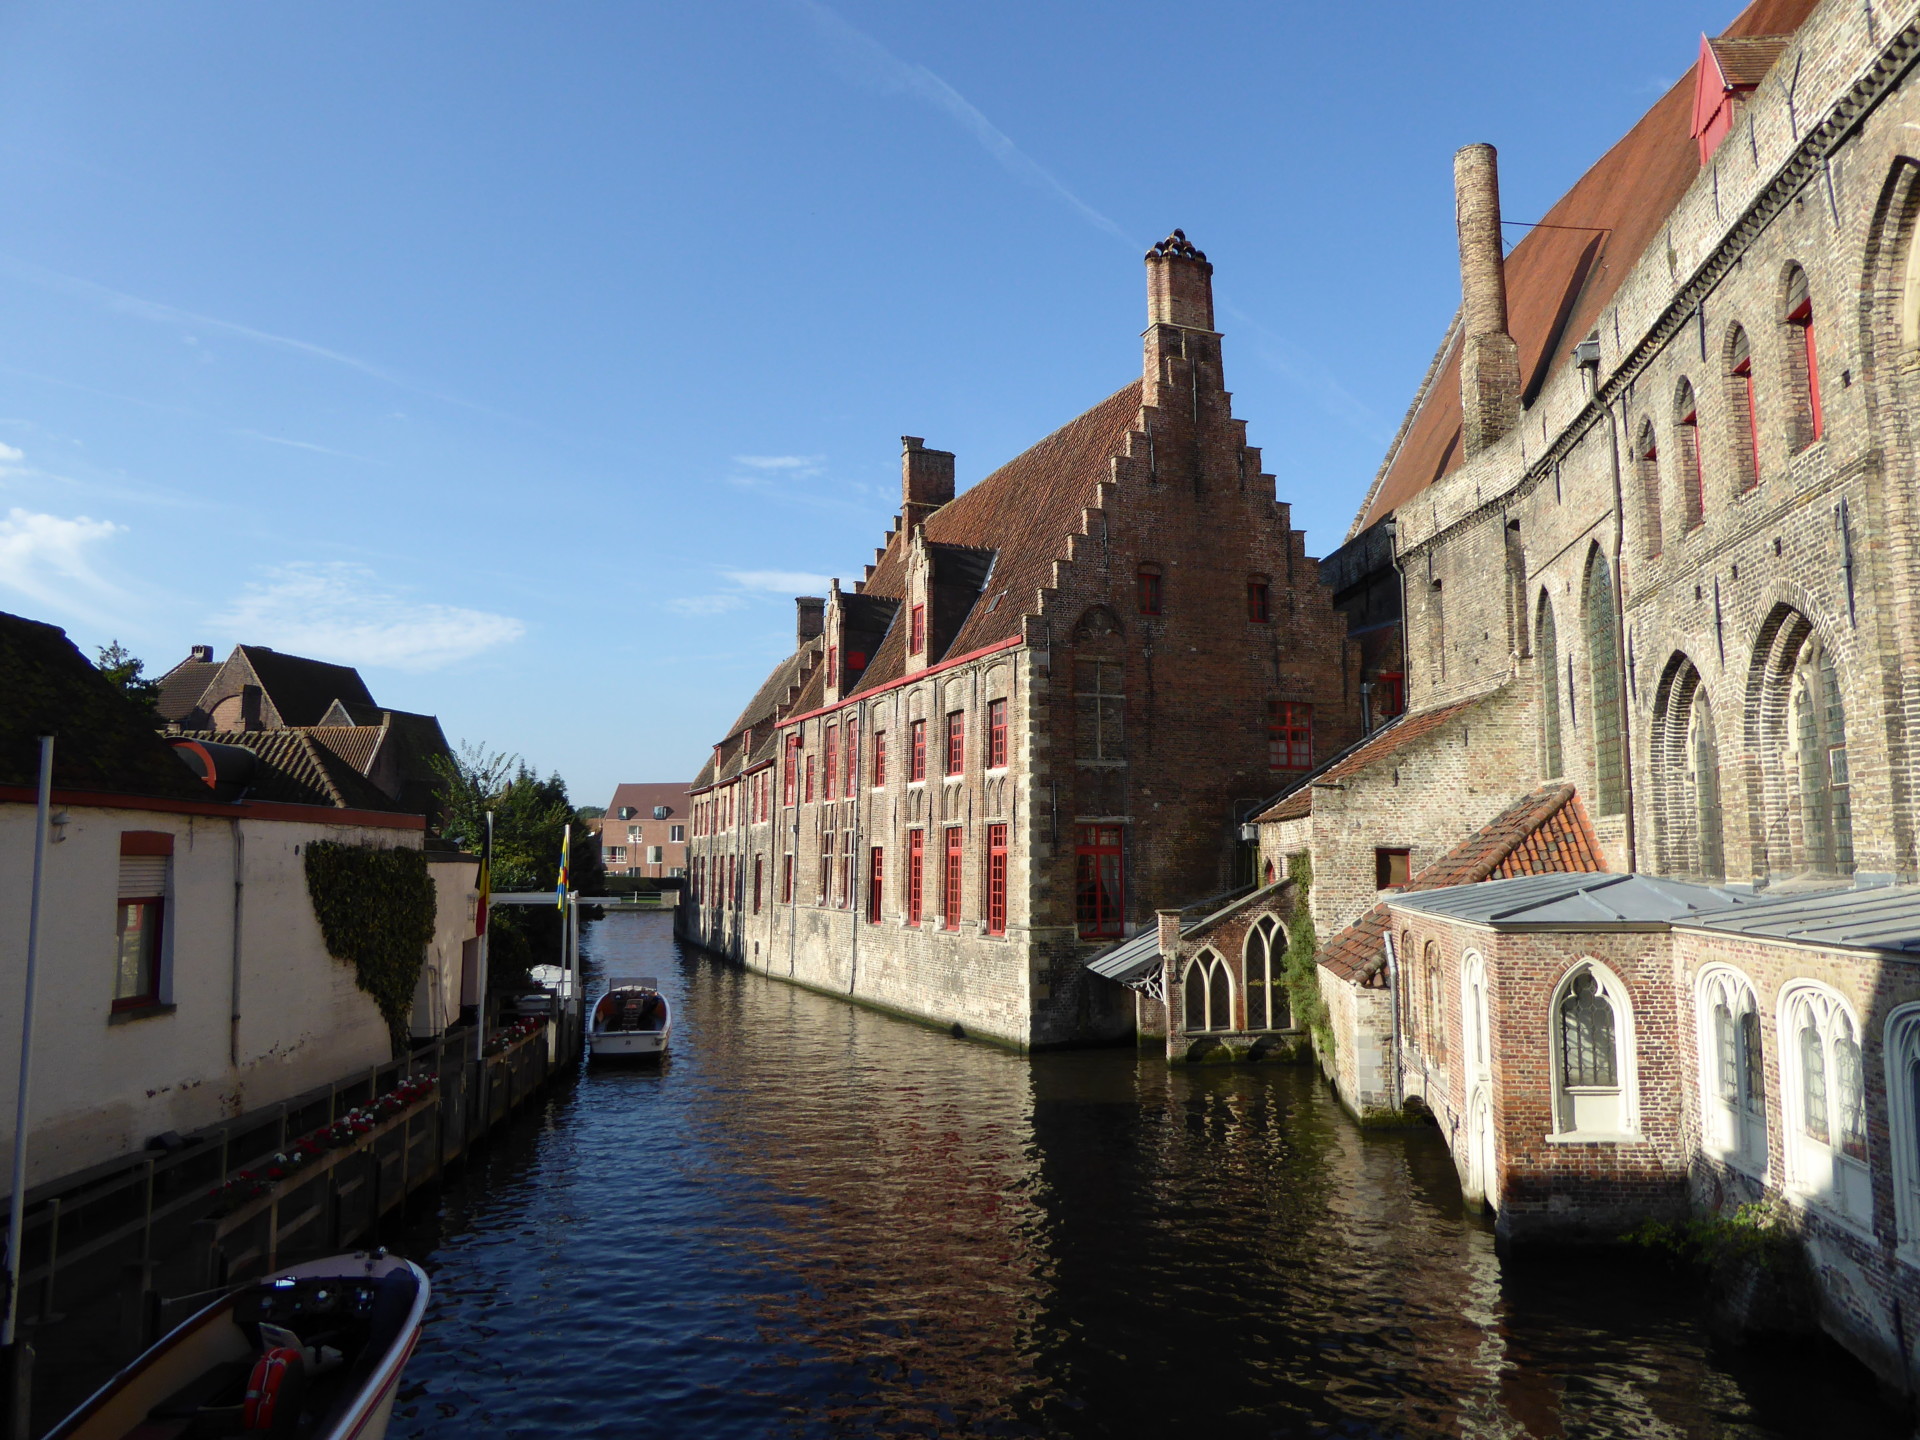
[909,604,926,655]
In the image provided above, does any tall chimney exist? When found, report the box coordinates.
[795,596,825,647]
[901,436,954,533]
[1145,230,1214,330]
[1454,143,1521,457]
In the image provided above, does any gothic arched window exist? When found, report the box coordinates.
[1675,377,1704,529]
[1244,916,1288,1031]
[1784,265,1824,448]
[1583,550,1625,815]
[1727,323,1760,489]
[1552,962,1637,1138]
[1537,591,1563,779]
[1635,418,1662,559]
[1792,638,1854,876]
[1697,966,1766,1173]
[1182,950,1234,1033]
[1781,982,1869,1224]
[1883,1004,1920,1257]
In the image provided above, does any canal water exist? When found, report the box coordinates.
[389,912,1904,1439]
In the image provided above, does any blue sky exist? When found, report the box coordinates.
[0,1,1746,807]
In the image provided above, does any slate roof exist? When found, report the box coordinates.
[154,656,219,724]
[1317,783,1604,986]
[1350,0,1819,535]
[173,729,408,812]
[1390,870,1760,927]
[1256,694,1489,822]
[0,612,207,801]
[236,646,375,726]
[1681,884,1920,954]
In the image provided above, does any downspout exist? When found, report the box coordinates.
[1382,927,1405,1112]
[228,819,245,1068]
[848,700,864,995]
[1605,398,1639,872]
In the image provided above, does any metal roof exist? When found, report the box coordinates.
[1682,883,1920,954]
[1084,928,1163,987]
[1388,871,1766,927]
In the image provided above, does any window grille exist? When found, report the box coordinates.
[1560,971,1618,1088]
[1267,701,1313,771]
[943,827,963,930]
[909,720,927,781]
[1074,660,1126,761]
[987,699,1008,769]
[867,847,884,924]
[945,712,965,776]
[909,604,926,654]
[907,830,924,925]
[986,824,1008,936]
[1074,825,1124,938]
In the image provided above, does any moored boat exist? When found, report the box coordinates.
[589,978,671,1060]
[46,1249,428,1440]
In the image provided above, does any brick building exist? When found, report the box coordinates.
[1128,0,1920,1394]
[598,782,690,877]
[680,233,1362,1048]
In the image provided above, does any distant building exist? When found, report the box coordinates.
[598,783,691,877]
[155,643,454,826]
[0,612,478,1186]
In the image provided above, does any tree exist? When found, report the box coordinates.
[431,742,606,1001]
[96,641,160,711]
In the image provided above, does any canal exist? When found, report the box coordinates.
[388,911,1903,1438]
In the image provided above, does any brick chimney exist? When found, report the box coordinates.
[1454,143,1521,457]
[1145,230,1213,330]
[190,644,213,663]
[795,596,825,647]
[901,436,954,534]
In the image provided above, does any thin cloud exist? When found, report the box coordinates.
[723,569,834,593]
[0,507,130,625]
[1220,301,1386,443]
[233,429,375,463]
[215,562,525,671]
[789,0,1135,248]
[667,594,751,616]
[735,454,825,475]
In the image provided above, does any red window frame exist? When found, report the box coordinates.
[909,604,926,654]
[1268,701,1313,771]
[873,730,887,787]
[907,831,924,925]
[987,698,1008,769]
[910,719,927,782]
[1374,673,1405,719]
[824,724,839,796]
[819,833,833,904]
[945,711,965,776]
[1137,568,1162,616]
[783,735,799,806]
[804,754,815,804]
[1247,580,1270,623]
[943,826,963,930]
[1075,825,1124,939]
[840,832,854,907]
[986,823,1008,936]
[868,847,884,923]
[1734,354,1760,483]
[1790,298,1823,443]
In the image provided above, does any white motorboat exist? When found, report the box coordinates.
[46,1249,428,1440]
[590,977,671,1059]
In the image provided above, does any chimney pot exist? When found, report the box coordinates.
[1145,230,1215,330]
[191,644,213,663]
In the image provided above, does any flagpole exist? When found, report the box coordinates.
[3,737,53,1382]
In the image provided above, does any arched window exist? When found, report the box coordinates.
[1784,265,1824,448]
[1182,950,1234,1033]
[1727,324,1760,489]
[1882,1004,1920,1257]
[1654,657,1724,880]
[1690,690,1726,880]
[1243,916,1289,1031]
[1675,378,1704,529]
[1460,949,1490,1080]
[1697,967,1766,1173]
[1423,940,1448,1066]
[1635,418,1662,558]
[1780,983,1869,1223]
[1551,961,1637,1138]
[1792,638,1854,876]
[1583,550,1625,815]
[1537,591,1563,778]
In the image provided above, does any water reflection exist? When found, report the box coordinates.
[389,913,1902,1439]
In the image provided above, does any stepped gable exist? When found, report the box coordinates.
[1350,0,1817,535]
[1316,783,1604,986]
[849,380,1143,694]
[174,729,406,811]
[1257,695,1487,822]
[0,612,208,800]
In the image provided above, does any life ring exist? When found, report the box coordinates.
[243,1347,305,1431]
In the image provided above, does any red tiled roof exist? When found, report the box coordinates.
[1255,695,1486,822]
[1316,783,1604,985]
[1352,0,1819,534]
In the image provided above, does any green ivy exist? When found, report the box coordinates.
[1282,852,1333,1061]
[303,842,437,1055]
